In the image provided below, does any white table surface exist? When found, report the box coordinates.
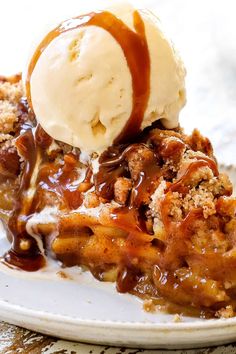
[0,0,236,352]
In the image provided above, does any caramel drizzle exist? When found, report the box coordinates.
[169,157,218,193]
[5,128,47,271]
[95,143,160,208]
[26,10,150,144]
[5,126,92,270]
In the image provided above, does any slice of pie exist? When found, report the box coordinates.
[1,74,236,319]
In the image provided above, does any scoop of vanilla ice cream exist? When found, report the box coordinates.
[28,2,186,153]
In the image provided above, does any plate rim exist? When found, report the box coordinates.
[0,297,235,330]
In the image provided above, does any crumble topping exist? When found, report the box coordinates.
[0,76,28,216]
[0,78,22,134]
[143,299,156,313]
[216,305,234,319]
[114,177,132,205]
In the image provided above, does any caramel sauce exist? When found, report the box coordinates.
[32,155,83,211]
[130,161,161,208]
[193,155,218,176]
[6,128,45,271]
[4,126,91,270]
[169,157,218,194]
[110,207,153,293]
[26,10,150,144]
[96,143,160,207]
[117,266,141,293]
[94,144,136,200]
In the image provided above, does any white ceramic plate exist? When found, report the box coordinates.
[0,164,236,350]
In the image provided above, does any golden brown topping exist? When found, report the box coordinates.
[114,177,132,205]
[143,299,156,313]
[216,306,234,319]
[158,136,185,165]
[126,145,156,181]
[84,192,100,208]
[186,129,214,157]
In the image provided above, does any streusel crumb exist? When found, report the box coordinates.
[216,306,234,319]
[0,77,23,135]
[143,299,156,313]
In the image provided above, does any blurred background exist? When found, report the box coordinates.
[0,0,235,164]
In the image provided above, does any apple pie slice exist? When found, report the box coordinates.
[1,74,236,319]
